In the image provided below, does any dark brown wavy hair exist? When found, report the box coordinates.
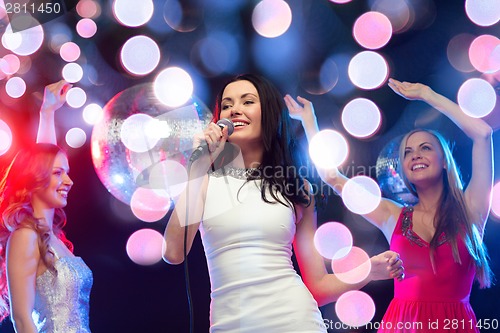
[212,73,312,209]
[0,143,73,321]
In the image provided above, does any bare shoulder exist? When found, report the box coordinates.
[7,227,39,255]
[9,227,38,242]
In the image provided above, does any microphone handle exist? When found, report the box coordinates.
[189,145,206,163]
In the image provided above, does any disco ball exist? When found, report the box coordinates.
[91,83,213,204]
[375,135,418,205]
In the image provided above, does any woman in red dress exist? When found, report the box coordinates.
[286,78,494,332]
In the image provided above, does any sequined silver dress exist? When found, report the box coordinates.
[33,247,93,333]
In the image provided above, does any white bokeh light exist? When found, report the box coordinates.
[252,0,292,38]
[348,51,389,89]
[1,29,22,51]
[146,119,172,139]
[342,176,382,215]
[309,130,349,169]
[341,98,381,138]
[0,119,13,156]
[457,78,496,118]
[120,35,161,76]
[5,76,26,98]
[153,67,193,107]
[82,103,103,125]
[148,160,187,198]
[66,87,87,108]
[313,222,353,260]
[65,128,87,148]
[62,62,84,83]
[465,0,500,27]
[113,0,154,27]
[120,113,161,153]
[2,18,44,56]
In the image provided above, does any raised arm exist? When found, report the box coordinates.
[284,94,402,242]
[293,183,403,306]
[284,94,348,191]
[388,78,493,230]
[6,229,41,333]
[36,80,71,144]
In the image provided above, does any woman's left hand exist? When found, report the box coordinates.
[284,94,315,122]
[369,250,405,282]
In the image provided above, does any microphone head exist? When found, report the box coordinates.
[217,118,234,136]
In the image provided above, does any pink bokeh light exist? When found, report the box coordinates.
[59,42,81,62]
[130,187,172,222]
[469,34,500,73]
[335,290,376,327]
[126,228,164,265]
[331,246,371,284]
[76,18,98,39]
[353,11,392,50]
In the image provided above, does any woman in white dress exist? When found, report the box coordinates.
[163,74,404,332]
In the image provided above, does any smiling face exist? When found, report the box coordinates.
[31,151,73,213]
[219,79,263,150]
[402,131,445,189]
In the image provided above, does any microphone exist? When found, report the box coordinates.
[189,118,234,163]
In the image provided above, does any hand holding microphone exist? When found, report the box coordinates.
[190,118,234,163]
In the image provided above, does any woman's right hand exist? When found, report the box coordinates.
[191,122,230,169]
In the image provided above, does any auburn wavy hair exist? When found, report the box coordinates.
[0,143,73,321]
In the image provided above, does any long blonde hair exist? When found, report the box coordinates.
[398,129,492,288]
[0,144,73,321]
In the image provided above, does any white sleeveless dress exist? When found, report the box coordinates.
[200,167,326,333]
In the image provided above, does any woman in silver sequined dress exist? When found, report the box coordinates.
[0,81,93,333]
